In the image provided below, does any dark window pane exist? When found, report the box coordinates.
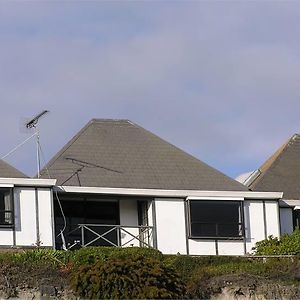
[190,201,242,238]
[54,195,119,249]
[0,189,13,226]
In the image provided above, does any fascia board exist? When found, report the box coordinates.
[55,186,282,200]
[0,178,57,187]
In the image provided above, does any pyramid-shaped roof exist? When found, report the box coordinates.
[250,134,300,200]
[40,119,247,191]
[0,160,27,178]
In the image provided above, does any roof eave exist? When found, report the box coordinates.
[55,185,282,200]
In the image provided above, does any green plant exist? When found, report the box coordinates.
[253,230,300,255]
[70,255,185,299]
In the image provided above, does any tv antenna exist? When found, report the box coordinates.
[25,110,49,178]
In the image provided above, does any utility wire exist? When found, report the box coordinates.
[1,132,37,160]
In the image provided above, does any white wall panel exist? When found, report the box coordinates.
[0,229,13,245]
[119,200,139,247]
[155,199,187,254]
[218,241,244,255]
[280,208,293,235]
[244,201,265,253]
[265,201,280,237]
[189,240,216,255]
[37,188,54,247]
[14,188,37,246]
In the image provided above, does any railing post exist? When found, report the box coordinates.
[117,226,121,247]
[81,225,85,247]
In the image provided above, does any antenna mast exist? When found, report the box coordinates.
[25,110,49,178]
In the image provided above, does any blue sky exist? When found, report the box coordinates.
[1,1,300,178]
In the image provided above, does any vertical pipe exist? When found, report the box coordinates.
[36,130,40,178]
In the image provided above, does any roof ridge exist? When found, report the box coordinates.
[90,119,132,123]
[132,123,248,190]
[39,120,94,177]
[40,119,136,178]
[249,134,296,188]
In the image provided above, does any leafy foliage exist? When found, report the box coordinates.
[253,230,300,255]
[71,256,185,299]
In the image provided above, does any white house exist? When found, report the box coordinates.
[0,120,283,255]
[242,134,300,236]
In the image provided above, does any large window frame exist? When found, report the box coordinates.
[187,200,244,240]
[0,188,14,227]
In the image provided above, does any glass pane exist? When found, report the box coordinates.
[190,201,241,238]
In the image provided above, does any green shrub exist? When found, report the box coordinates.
[0,249,66,267]
[253,230,300,255]
[67,246,162,268]
[71,255,185,299]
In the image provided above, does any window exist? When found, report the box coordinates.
[189,200,243,239]
[0,189,13,226]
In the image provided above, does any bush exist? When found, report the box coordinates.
[253,230,300,255]
[71,255,185,299]
[67,246,163,268]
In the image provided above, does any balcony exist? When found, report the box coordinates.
[62,224,154,250]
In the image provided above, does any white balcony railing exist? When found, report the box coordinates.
[64,224,154,250]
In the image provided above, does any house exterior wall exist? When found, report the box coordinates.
[119,200,139,247]
[0,187,54,248]
[154,198,187,255]
[280,207,293,235]
[153,198,280,255]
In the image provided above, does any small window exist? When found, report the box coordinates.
[0,189,13,226]
[189,200,243,239]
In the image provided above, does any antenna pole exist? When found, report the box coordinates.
[36,129,41,178]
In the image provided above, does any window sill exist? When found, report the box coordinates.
[188,236,244,240]
[0,224,14,228]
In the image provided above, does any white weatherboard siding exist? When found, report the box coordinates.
[155,198,187,254]
[14,188,37,246]
[119,200,139,247]
[280,208,293,235]
[37,188,54,247]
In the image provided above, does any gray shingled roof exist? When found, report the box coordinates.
[40,119,247,191]
[250,134,300,200]
[0,160,27,178]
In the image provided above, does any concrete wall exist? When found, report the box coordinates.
[0,187,54,248]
